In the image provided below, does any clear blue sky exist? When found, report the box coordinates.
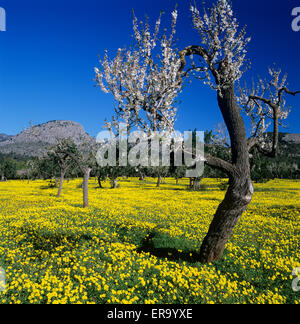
[0,0,300,137]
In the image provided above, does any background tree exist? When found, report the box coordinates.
[0,158,17,181]
[56,139,94,208]
[49,143,76,197]
[26,160,36,184]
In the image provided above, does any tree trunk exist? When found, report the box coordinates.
[199,176,253,263]
[83,168,91,208]
[199,85,253,263]
[57,171,65,197]
[111,177,118,189]
[97,176,103,189]
[189,178,194,189]
[193,178,201,191]
[156,174,162,188]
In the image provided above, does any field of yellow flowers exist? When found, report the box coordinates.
[0,177,299,304]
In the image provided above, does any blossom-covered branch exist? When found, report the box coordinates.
[95,10,182,136]
[179,0,251,93]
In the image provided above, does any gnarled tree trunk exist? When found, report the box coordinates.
[199,176,253,262]
[199,85,254,263]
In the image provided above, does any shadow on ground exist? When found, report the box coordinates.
[136,230,201,263]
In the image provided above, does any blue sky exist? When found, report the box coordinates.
[0,0,300,137]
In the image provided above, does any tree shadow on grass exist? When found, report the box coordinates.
[136,230,201,263]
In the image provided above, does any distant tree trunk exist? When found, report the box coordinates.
[189,178,194,189]
[193,178,201,191]
[156,174,162,188]
[176,178,179,185]
[97,176,103,189]
[83,168,91,208]
[57,170,66,197]
[111,177,118,189]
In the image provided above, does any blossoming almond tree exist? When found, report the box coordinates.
[95,10,182,186]
[95,0,299,263]
[179,1,299,263]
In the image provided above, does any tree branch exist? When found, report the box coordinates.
[277,87,300,106]
[205,154,236,176]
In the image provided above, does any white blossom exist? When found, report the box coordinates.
[95,10,182,136]
[190,0,251,91]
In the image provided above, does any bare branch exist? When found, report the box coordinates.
[205,154,235,176]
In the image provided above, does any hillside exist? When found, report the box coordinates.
[0,121,95,157]
[0,133,13,143]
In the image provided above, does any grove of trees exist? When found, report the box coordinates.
[1,0,299,264]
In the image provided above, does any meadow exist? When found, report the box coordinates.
[0,178,299,304]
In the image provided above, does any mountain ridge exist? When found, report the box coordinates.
[0,120,299,158]
[0,120,95,157]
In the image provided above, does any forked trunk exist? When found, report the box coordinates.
[83,168,91,208]
[199,85,253,263]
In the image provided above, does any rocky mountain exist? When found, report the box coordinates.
[278,133,300,157]
[282,133,300,145]
[0,120,95,157]
[0,133,13,143]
